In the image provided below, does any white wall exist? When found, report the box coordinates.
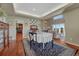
[0,16,16,40]
[6,17,16,40]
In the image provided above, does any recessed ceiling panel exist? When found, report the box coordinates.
[14,3,66,17]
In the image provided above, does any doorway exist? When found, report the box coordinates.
[16,23,23,41]
[16,23,25,55]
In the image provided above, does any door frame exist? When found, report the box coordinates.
[16,23,23,40]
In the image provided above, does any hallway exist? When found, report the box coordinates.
[16,33,25,56]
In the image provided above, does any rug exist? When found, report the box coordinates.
[23,39,75,56]
[30,40,66,56]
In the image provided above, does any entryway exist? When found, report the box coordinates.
[16,23,25,55]
[16,23,23,40]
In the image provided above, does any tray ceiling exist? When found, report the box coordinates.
[13,3,68,18]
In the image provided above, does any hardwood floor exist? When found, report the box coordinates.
[65,41,79,56]
[54,39,79,56]
[16,33,25,56]
[0,40,16,56]
[53,38,65,45]
[0,33,25,56]
[0,33,79,56]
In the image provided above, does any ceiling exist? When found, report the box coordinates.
[64,3,79,12]
[13,3,68,18]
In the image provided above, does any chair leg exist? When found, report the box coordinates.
[52,41,53,48]
[30,41,31,49]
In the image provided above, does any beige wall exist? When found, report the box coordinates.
[64,8,79,45]
[41,18,53,30]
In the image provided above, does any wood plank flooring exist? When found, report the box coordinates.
[0,33,79,56]
[0,33,25,56]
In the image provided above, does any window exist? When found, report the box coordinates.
[52,23,65,40]
[52,23,65,33]
[53,15,64,20]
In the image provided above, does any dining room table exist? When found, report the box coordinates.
[35,32,53,49]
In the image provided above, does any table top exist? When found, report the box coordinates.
[36,32,53,43]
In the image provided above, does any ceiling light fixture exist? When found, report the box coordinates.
[32,8,36,11]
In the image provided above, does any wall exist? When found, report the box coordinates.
[5,16,42,40]
[22,17,42,38]
[53,19,65,24]
[0,15,42,40]
[64,8,79,45]
[41,18,53,30]
[6,16,16,40]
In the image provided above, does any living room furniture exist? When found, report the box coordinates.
[29,32,37,49]
[29,32,53,49]
[36,32,53,49]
